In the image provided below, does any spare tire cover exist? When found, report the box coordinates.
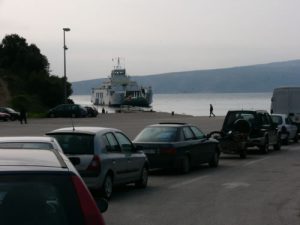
[233,119,251,133]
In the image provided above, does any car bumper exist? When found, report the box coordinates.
[219,140,246,154]
[79,172,105,190]
[146,154,180,169]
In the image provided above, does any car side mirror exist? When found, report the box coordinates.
[134,145,144,151]
[97,198,108,213]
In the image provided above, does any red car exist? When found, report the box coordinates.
[0,112,10,121]
[0,148,107,225]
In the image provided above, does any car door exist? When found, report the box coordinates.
[285,116,297,139]
[190,126,214,163]
[103,132,129,184]
[264,113,278,144]
[181,126,201,165]
[114,132,143,181]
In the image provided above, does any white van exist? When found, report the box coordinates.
[271,87,300,131]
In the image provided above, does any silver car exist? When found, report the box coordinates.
[271,113,298,145]
[0,136,63,152]
[47,127,149,199]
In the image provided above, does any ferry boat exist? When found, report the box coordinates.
[91,58,153,107]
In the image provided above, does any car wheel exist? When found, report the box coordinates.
[282,133,289,145]
[180,156,190,174]
[239,148,247,159]
[273,138,281,150]
[101,174,113,199]
[135,166,148,188]
[260,138,269,154]
[209,150,219,167]
[294,134,298,143]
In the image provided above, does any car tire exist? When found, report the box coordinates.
[101,174,113,199]
[260,138,269,154]
[180,156,190,174]
[282,133,289,145]
[209,150,219,167]
[239,148,247,159]
[273,138,281,150]
[135,166,148,188]
[294,134,298,143]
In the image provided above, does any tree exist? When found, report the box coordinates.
[0,34,72,111]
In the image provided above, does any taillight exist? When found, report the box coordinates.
[87,155,101,172]
[72,175,106,225]
[160,147,176,154]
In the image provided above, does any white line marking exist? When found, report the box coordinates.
[169,175,209,189]
[222,182,250,189]
[243,157,268,167]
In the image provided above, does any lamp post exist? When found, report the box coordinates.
[63,27,71,104]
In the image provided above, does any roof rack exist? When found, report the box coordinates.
[158,122,187,125]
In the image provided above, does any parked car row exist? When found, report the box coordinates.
[0,109,297,225]
[47,104,98,118]
[45,123,220,198]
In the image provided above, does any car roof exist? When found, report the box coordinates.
[271,113,287,117]
[148,122,190,128]
[0,149,69,172]
[227,109,268,114]
[0,136,58,143]
[47,126,122,135]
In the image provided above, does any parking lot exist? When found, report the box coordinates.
[103,144,300,225]
[1,113,300,225]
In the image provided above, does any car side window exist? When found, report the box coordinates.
[285,117,292,125]
[104,133,121,152]
[190,126,205,139]
[182,127,195,140]
[260,113,270,125]
[114,132,134,153]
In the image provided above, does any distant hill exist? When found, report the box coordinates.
[71,60,300,95]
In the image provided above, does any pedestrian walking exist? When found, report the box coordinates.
[19,107,27,124]
[209,104,215,117]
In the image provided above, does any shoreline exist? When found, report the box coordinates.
[0,111,224,139]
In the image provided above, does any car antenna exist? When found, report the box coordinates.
[71,118,75,131]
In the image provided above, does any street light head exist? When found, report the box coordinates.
[63,28,71,32]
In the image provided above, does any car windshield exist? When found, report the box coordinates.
[0,142,53,150]
[135,127,178,142]
[0,174,84,225]
[5,108,15,113]
[271,115,283,125]
[49,133,94,154]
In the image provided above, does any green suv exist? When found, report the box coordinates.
[211,110,281,158]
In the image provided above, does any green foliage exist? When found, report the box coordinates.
[0,34,72,111]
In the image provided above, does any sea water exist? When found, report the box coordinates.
[71,92,272,116]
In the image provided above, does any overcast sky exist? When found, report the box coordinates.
[1,0,300,81]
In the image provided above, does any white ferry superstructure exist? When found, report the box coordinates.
[91,58,153,107]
